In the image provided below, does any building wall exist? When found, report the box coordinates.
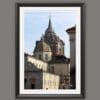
[25,71,60,89]
[25,55,60,89]
[25,50,70,89]
[49,63,70,76]
[49,63,70,89]
[34,52,52,62]
[43,72,60,89]
[67,28,76,88]
[69,34,75,68]
[25,71,43,89]
[27,56,48,71]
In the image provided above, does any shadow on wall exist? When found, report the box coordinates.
[24,54,43,89]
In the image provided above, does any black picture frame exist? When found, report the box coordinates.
[15,3,85,98]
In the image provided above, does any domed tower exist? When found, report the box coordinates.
[44,17,65,56]
[33,35,52,62]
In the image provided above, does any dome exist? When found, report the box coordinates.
[44,17,64,45]
[34,40,51,53]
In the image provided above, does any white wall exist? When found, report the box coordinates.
[27,56,48,71]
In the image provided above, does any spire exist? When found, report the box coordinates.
[48,16,52,29]
[45,16,55,35]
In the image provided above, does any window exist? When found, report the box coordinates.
[45,54,48,60]
[30,78,35,89]
[59,48,62,53]
[31,84,35,89]
[24,78,27,89]
[39,54,41,59]
[58,43,62,54]
[51,66,54,73]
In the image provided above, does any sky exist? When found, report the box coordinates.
[24,9,77,58]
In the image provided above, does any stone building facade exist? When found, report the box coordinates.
[25,54,60,89]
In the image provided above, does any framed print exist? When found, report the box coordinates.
[15,3,85,98]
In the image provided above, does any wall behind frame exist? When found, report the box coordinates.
[0,0,100,100]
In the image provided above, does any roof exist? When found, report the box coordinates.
[66,26,76,34]
[24,53,29,57]
[48,55,70,64]
[34,40,51,53]
[44,17,65,45]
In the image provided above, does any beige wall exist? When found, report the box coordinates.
[34,52,52,61]
[43,72,60,89]
[27,56,48,71]
[49,64,70,76]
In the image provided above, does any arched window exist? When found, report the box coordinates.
[51,66,54,73]
[30,78,36,89]
[58,43,61,54]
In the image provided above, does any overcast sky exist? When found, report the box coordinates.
[24,9,77,58]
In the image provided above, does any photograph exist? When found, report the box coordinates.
[16,3,85,98]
